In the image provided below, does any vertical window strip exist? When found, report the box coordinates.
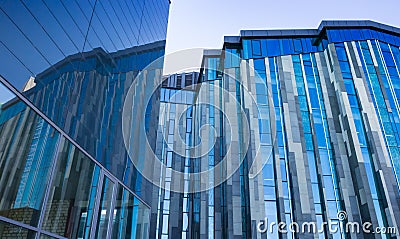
[182,100,192,239]
[254,58,277,233]
[309,53,344,238]
[162,103,175,238]
[155,101,167,239]
[356,40,400,189]
[375,42,400,158]
[293,54,327,239]
[373,41,400,143]
[219,71,226,239]
[234,66,249,238]
[224,49,249,237]
[255,57,278,239]
[387,45,400,135]
[155,96,177,239]
[269,57,293,239]
[335,43,388,230]
[208,81,215,239]
[192,102,201,235]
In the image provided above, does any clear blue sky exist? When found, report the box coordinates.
[0,83,15,104]
[164,0,400,74]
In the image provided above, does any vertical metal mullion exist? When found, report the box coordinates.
[106,179,118,239]
[90,169,105,239]
[35,134,63,239]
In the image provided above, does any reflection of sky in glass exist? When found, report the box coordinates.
[0,0,169,90]
[0,83,15,104]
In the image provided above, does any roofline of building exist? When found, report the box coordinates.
[224,20,400,44]
[36,40,166,79]
[199,49,223,71]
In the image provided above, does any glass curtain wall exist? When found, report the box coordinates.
[0,80,150,238]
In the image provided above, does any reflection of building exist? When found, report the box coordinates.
[2,7,400,239]
[0,43,158,237]
[0,98,58,226]
[22,77,36,92]
[0,0,169,238]
[25,41,166,196]
[0,40,168,237]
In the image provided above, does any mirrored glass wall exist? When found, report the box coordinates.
[0,80,150,238]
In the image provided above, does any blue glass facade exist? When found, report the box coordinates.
[188,21,400,239]
[1,4,400,238]
[24,41,166,196]
[0,87,151,238]
[0,0,169,90]
[0,0,169,238]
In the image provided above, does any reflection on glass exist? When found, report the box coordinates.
[95,176,114,238]
[0,220,35,238]
[112,186,150,239]
[0,82,59,226]
[41,138,100,238]
[0,1,169,90]
[0,0,169,237]
[22,40,166,188]
[39,233,56,239]
[0,82,14,104]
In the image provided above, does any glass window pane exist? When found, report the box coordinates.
[42,138,100,239]
[327,201,338,218]
[262,161,274,180]
[0,220,36,238]
[0,82,15,104]
[323,176,335,200]
[267,39,280,56]
[95,176,115,238]
[112,186,150,239]
[264,186,276,200]
[0,82,60,226]
[39,234,57,239]
[252,40,262,56]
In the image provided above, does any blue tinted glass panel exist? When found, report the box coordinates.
[267,39,280,56]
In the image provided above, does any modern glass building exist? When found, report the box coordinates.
[183,20,400,239]
[144,21,400,239]
[0,0,169,238]
[1,2,400,239]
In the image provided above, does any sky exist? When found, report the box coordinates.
[0,83,15,104]
[164,0,400,74]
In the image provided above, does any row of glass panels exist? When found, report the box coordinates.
[0,80,149,239]
[243,28,400,59]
